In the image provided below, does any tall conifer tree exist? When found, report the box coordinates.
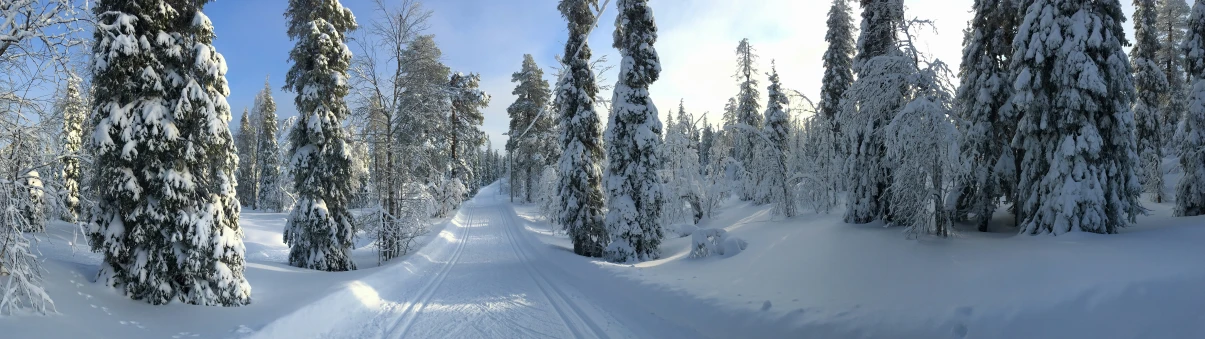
[957,0,1019,231]
[59,73,86,223]
[255,78,284,212]
[282,0,359,271]
[1010,0,1142,234]
[89,0,250,305]
[1134,0,1171,203]
[556,0,608,257]
[732,39,761,201]
[1176,0,1205,216]
[842,0,904,224]
[604,0,665,262]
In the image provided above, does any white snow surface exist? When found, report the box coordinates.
[4,183,1205,338]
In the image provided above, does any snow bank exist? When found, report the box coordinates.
[514,197,1205,338]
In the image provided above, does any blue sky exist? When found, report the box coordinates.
[203,0,1137,151]
[206,0,571,150]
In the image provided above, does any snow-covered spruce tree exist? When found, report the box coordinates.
[58,73,87,223]
[255,78,284,212]
[557,0,608,258]
[235,109,258,208]
[956,0,1019,231]
[448,72,490,199]
[732,38,762,201]
[1178,81,1205,216]
[821,0,855,124]
[1135,0,1172,203]
[1158,0,1191,146]
[1010,0,1142,235]
[283,0,359,271]
[762,64,795,218]
[842,0,905,224]
[507,55,553,203]
[722,97,738,131]
[603,0,664,263]
[89,0,190,304]
[89,0,251,305]
[699,116,714,170]
[175,9,252,305]
[1176,0,1205,216]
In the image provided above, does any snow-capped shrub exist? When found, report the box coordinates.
[722,237,749,257]
[433,177,468,218]
[690,228,747,258]
[536,166,561,224]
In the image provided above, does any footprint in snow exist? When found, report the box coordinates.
[761,301,772,311]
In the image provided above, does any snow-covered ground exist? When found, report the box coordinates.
[515,196,1205,338]
[5,183,1205,338]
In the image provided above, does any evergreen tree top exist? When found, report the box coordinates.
[1185,0,1205,78]
[284,0,357,39]
[613,0,661,87]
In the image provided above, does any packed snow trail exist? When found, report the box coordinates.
[249,186,703,339]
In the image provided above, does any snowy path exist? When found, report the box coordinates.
[250,188,699,339]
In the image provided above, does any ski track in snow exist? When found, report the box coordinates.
[260,191,661,339]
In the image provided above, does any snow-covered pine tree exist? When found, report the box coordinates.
[1010,0,1142,235]
[856,0,903,65]
[1135,0,1171,203]
[557,0,608,258]
[732,38,762,201]
[235,108,258,208]
[1176,0,1205,216]
[255,78,284,212]
[842,0,905,224]
[722,97,738,132]
[762,63,795,218]
[174,8,251,305]
[957,0,1019,231]
[89,0,250,305]
[821,0,855,125]
[59,73,87,223]
[448,72,490,199]
[507,55,553,203]
[283,0,359,271]
[603,0,664,263]
[1158,0,1191,146]
[698,117,714,170]
[89,0,188,304]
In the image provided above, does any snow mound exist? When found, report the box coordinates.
[669,223,699,238]
[690,228,746,258]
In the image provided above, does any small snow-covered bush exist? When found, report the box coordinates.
[690,228,747,258]
[722,236,749,257]
[535,166,561,224]
[433,177,468,218]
